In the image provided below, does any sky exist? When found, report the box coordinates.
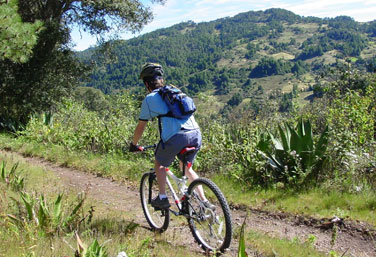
[70,0,376,51]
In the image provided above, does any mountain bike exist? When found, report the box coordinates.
[139,144,232,253]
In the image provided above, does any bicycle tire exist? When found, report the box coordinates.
[140,172,169,232]
[187,177,232,252]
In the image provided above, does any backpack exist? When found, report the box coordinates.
[157,85,196,119]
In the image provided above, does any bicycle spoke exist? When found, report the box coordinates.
[140,172,169,232]
[187,178,232,252]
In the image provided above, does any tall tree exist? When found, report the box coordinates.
[0,0,165,125]
[0,0,43,63]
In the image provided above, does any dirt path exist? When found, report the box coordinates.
[2,150,375,257]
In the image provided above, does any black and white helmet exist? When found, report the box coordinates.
[139,63,164,81]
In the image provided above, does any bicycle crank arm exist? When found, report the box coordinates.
[168,209,180,216]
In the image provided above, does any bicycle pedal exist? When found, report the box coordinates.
[153,206,169,213]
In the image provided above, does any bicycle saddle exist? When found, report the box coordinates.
[179,146,196,156]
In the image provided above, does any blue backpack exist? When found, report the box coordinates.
[158,85,196,119]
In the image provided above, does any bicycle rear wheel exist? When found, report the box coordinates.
[187,178,232,252]
[140,171,169,232]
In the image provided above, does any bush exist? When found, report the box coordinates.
[20,93,159,154]
[257,119,329,187]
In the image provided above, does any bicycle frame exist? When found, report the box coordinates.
[143,144,194,215]
[140,144,233,252]
[165,168,189,214]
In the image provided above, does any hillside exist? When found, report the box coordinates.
[79,8,376,108]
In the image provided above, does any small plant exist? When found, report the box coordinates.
[329,250,339,257]
[331,224,338,248]
[75,233,109,257]
[305,234,317,247]
[1,161,25,191]
[238,217,248,257]
[257,118,329,186]
[9,191,87,234]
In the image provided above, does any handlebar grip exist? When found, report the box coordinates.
[142,144,157,150]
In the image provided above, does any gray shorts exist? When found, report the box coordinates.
[155,129,202,167]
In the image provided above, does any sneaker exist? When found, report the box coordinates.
[203,200,216,211]
[151,196,171,209]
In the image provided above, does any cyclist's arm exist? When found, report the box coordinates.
[132,120,148,145]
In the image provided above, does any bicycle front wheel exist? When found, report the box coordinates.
[187,178,232,252]
[140,172,169,232]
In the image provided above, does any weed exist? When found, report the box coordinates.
[1,161,25,191]
[75,233,109,257]
[329,250,339,257]
[11,191,87,235]
[238,217,247,257]
[305,234,317,247]
[331,224,338,248]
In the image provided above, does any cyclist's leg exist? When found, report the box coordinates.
[182,162,207,202]
[154,159,167,195]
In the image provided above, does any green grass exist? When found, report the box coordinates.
[1,132,375,256]
[0,144,202,257]
[2,132,376,227]
[243,230,327,257]
[212,174,376,226]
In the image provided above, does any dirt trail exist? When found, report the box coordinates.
[1,150,375,257]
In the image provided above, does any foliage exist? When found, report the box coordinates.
[0,159,88,236]
[250,57,293,78]
[78,9,375,96]
[76,235,109,257]
[74,87,110,113]
[20,94,158,153]
[0,0,43,63]
[238,217,248,257]
[324,89,376,188]
[10,191,87,235]
[0,0,164,126]
[257,119,329,187]
[0,161,24,191]
[298,45,323,60]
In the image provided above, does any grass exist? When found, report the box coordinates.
[242,230,327,257]
[1,132,375,256]
[2,132,376,227]
[0,145,202,257]
[212,174,376,226]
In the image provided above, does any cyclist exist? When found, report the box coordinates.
[130,63,203,210]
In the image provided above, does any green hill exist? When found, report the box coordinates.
[79,8,376,112]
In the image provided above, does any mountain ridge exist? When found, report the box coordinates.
[78,8,376,106]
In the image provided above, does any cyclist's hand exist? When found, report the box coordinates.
[129,143,144,152]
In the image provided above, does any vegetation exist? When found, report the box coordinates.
[76,9,375,99]
[1,3,376,256]
[257,119,329,187]
[0,0,164,127]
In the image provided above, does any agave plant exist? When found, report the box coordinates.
[257,119,328,186]
[237,217,247,257]
[12,192,86,234]
[1,161,24,191]
[76,233,109,257]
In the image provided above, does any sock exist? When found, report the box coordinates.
[159,194,167,200]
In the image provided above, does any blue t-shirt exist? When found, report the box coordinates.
[139,89,199,142]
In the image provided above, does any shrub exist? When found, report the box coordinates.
[257,119,329,187]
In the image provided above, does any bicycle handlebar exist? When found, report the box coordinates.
[142,144,157,150]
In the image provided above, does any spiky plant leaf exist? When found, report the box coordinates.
[315,125,329,158]
[238,217,248,257]
[20,192,34,221]
[278,124,290,151]
[53,193,63,225]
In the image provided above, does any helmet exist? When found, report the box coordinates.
[139,63,164,80]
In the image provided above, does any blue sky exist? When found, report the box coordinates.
[71,0,376,51]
